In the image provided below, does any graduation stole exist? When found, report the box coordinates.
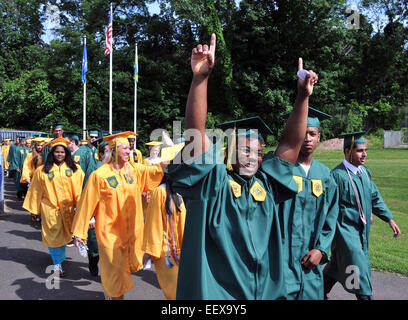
[165,196,181,267]
[345,166,367,225]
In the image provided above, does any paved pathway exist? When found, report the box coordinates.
[1,177,407,300]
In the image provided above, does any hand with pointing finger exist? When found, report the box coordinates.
[297,57,318,98]
[191,33,216,78]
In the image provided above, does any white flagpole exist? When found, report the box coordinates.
[83,35,87,140]
[134,43,137,135]
[109,3,113,134]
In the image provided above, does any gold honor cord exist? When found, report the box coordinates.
[115,138,118,164]
[226,127,236,171]
[347,135,355,163]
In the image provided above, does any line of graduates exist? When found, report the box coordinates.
[3,124,186,300]
[1,34,402,301]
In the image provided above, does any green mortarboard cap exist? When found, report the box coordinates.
[86,127,102,136]
[18,136,26,141]
[65,132,80,143]
[215,116,273,140]
[52,123,64,129]
[339,131,366,149]
[282,107,332,128]
[307,107,332,128]
[91,138,109,152]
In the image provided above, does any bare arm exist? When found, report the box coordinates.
[275,58,318,164]
[184,34,217,156]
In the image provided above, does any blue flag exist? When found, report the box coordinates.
[82,42,88,84]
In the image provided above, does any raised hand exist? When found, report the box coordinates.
[297,57,318,98]
[191,33,216,78]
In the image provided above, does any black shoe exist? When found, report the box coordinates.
[88,255,99,276]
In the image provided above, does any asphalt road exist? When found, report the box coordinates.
[1,176,407,300]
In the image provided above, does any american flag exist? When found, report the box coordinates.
[104,8,112,56]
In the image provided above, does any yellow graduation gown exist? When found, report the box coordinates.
[22,163,84,248]
[20,153,43,183]
[142,185,186,300]
[1,145,10,170]
[141,157,161,218]
[71,162,163,298]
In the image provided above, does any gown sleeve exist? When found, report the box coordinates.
[71,170,101,240]
[143,187,166,259]
[371,180,393,222]
[260,151,298,202]
[166,142,223,200]
[20,154,33,183]
[314,176,339,261]
[22,166,44,215]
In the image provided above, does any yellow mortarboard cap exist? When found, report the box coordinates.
[145,141,163,147]
[127,133,138,139]
[45,137,70,148]
[104,131,136,147]
[160,143,185,162]
[32,137,46,145]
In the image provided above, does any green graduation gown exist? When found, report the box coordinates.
[72,146,97,186]
[7,143,19,172]
[73,146,100,257]
[15,146,30,193]
[323,162,393,296]
[279,160,339,300]
[167,143,298,300]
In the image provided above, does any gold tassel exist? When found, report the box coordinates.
[226,127,236,171]
[347,136,355,163]
[115,138,118,164]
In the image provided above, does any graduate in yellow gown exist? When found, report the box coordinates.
[142,141,163,218]
[142,172,186,300]
[22,138,84,277]
[1,139,11,173]
[20,137,46,185]
[71,131,164,300]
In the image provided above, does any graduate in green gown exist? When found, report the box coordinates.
[85,128,102,166]
[166,34,319,300]
[43,123,65,162]
[66,133,96,186]
[278,107,339,300]
[323,132,401,300]
[15,136,30,199]
[7,137,20,180]
[67,133,105,276]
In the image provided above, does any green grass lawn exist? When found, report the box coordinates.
[313,146,408,276]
